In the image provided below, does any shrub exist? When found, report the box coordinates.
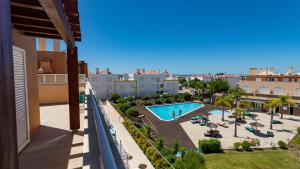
[278,140,288,149]
[198,139,221,154]
[118,103,130,112]
[165,98,172,103]
[233,142,241,150]
[155,137,164,150]
[183,92,192,101]
[110,93,120,102]
[155,98,163,104]
[241,141,252,151]
[173,151,206,169]
[125,107,139,117]
[297,127,300,134]
[116,97,127,104]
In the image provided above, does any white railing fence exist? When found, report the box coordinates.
[38,74,86,84]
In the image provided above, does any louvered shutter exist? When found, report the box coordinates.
[13,46,30,153]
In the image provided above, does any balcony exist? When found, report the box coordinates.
[18,85,125,169]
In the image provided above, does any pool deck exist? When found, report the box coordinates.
[136,104,217,148]
[181,112,300,149]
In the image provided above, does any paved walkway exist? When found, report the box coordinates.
[102,101,154,169]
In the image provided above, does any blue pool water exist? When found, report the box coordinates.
[209,109,231,116]
[146,103,204,121]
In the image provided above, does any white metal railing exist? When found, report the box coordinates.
[38,74,86,84]
[98,100,130,169]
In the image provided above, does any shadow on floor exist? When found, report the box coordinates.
[19,125,76,169]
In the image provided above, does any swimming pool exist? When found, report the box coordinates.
[146,103,204,121]
[209,109,231,116]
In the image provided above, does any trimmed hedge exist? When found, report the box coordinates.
[297,127,300,134]
[198,139,221,154]
[123,119,169,168]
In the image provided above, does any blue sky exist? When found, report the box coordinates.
[72,0,300,74]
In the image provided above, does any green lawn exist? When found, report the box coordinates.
[205,150,300,169]
[292,135,300,149]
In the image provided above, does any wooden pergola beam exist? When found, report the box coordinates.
[39,0,75,47]
[0,0,19,168]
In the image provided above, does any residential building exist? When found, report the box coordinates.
[89,68,179,99]
[238,67,300,115]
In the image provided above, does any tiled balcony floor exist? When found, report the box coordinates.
[19,103,100,169]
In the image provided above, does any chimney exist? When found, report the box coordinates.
[38,38,46,51]
[142,68,145,74]
[270,67,274,74]
[106,68,110,73]
[288,67,294,75]
[266,67,269,75]
[259,68,263,75]
[96,68,99,74]
[53,40,60,51]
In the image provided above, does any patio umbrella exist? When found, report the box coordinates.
[249,122,264,129]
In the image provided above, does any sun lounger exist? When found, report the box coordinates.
[217,123,228,128]
[199,120,207,126]
[245,126,255,133]
[191,115,202,120]
[267,131,274,137]
[272,120,283,124]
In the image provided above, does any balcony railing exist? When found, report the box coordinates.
[90,87,119,169]
[38,74,86,84]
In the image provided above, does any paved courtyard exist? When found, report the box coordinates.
[181,111,300,149]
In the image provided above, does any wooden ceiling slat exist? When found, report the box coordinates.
[14,25,59,34]
[11,0,41,7]
[11,5,49,20]
[23,32,62,39]
[11,0,81,42]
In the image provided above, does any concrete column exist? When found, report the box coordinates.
[53,39,60,51]
[38,38,46,51]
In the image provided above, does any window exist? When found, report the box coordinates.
[256,78,261,82]
[283,78,289,82]
[156,77,160,82]
[259,87,269,94]
[273,87,284,95]
[295,88,300,96]
[242,85,252,93]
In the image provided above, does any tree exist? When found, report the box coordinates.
[208,79,230,94]
[111,93,120,102]
[125,107,139,117]
[215,95,233,121]
[264,99,281,129]
[189,79,207,97]
[179,78,188,87]
[239,100,252,119]
[233,107,243,137]
[229,87,245,107]
[278,96,294,119]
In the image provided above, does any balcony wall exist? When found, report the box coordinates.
[38,74,86,105]
[12,29,40,136]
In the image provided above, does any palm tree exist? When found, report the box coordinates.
[233,107,243,137]
[239,100,252,119]
[288,99,296,114]
[264,99,281,129]
[229,87,245,108]
[278,96,289,119]
[215,95,233,121]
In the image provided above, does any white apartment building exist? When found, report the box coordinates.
[89,68,179,99]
